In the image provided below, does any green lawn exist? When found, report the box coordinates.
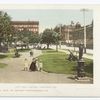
[0,53,11,68]
[0,48,31,59]
[39,49,93,77]
[0,53,14,59]
[0,63,7,68]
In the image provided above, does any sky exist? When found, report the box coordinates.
[3,9,93,33]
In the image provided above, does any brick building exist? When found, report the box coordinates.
[11,21,39,33]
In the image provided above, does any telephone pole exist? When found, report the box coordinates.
[81,9,88,53]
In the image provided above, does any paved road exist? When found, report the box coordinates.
[0,49,93,83]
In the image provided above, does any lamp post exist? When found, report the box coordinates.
[67,26,70,46]
[65,26,69,45]
[81,9,88,53]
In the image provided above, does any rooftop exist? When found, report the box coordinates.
[11,21,39,25]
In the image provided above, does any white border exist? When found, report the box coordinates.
[0,4,99,97]
[0,0,100,4]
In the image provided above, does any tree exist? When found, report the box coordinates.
[16,28,31,49]
[29,33,40,45]
[0,11,12,50]
[41,28,60,50]
[53,25,64,41]
[13,27,41,49]
[52,31,60,51]
[75,22,81,29]
[41,29,55,49]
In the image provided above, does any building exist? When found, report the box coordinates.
[62,25,74,42]
[11,21,39,33]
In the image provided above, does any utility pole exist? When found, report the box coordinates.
[81,9,88,53]
[67,26,70,46]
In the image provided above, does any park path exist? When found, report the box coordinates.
[0,49,92,83]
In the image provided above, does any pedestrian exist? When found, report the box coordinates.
[30,50,33,57]
[24,58,29,71]
[29,58,37,71]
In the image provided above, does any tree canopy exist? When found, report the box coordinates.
[41,28,60,49]
[0,11,13,51]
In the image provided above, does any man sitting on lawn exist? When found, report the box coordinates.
[67,50,78,61]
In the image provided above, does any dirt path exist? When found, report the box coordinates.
[0,49,92,83]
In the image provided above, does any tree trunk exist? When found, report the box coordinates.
[27,44,29,49]
[7,41,9,50]
[56,44,58,52]
[0,42,2,52]
[21,45,23,49]
[33,44,34,49]
[47,43,49,49]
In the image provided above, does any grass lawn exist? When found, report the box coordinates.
[39,49,93,77]
[0,53,14,59]
[18,48,31,52]
[0,53,12,68]
[0,63,7,68]
[0,48,31,59]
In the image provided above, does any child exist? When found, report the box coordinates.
[24,58,29,71]
[36,58,43,71]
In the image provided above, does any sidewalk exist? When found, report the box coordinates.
[50,45,93,60]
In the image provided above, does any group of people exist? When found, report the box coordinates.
[23,50,42,72]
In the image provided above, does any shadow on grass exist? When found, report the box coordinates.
[0,54,8,59]
[18,48,31,52]
[70,60,93,78]
[84,61,93,77]
[0,53,19,59]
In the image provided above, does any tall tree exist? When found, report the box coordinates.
[0,11,12,50]
[14,28,40,49]
[41,29,55,49]
[41,28,60,50]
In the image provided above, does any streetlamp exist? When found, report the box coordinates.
[65,26,69,45]
[67,26,70,46]
[81,9,88,53]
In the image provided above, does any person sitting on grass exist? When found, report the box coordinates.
[67,50,78,61]
[29,58,37,71]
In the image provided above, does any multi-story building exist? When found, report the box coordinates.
[61,25,74,42]
[11,21,39,33]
